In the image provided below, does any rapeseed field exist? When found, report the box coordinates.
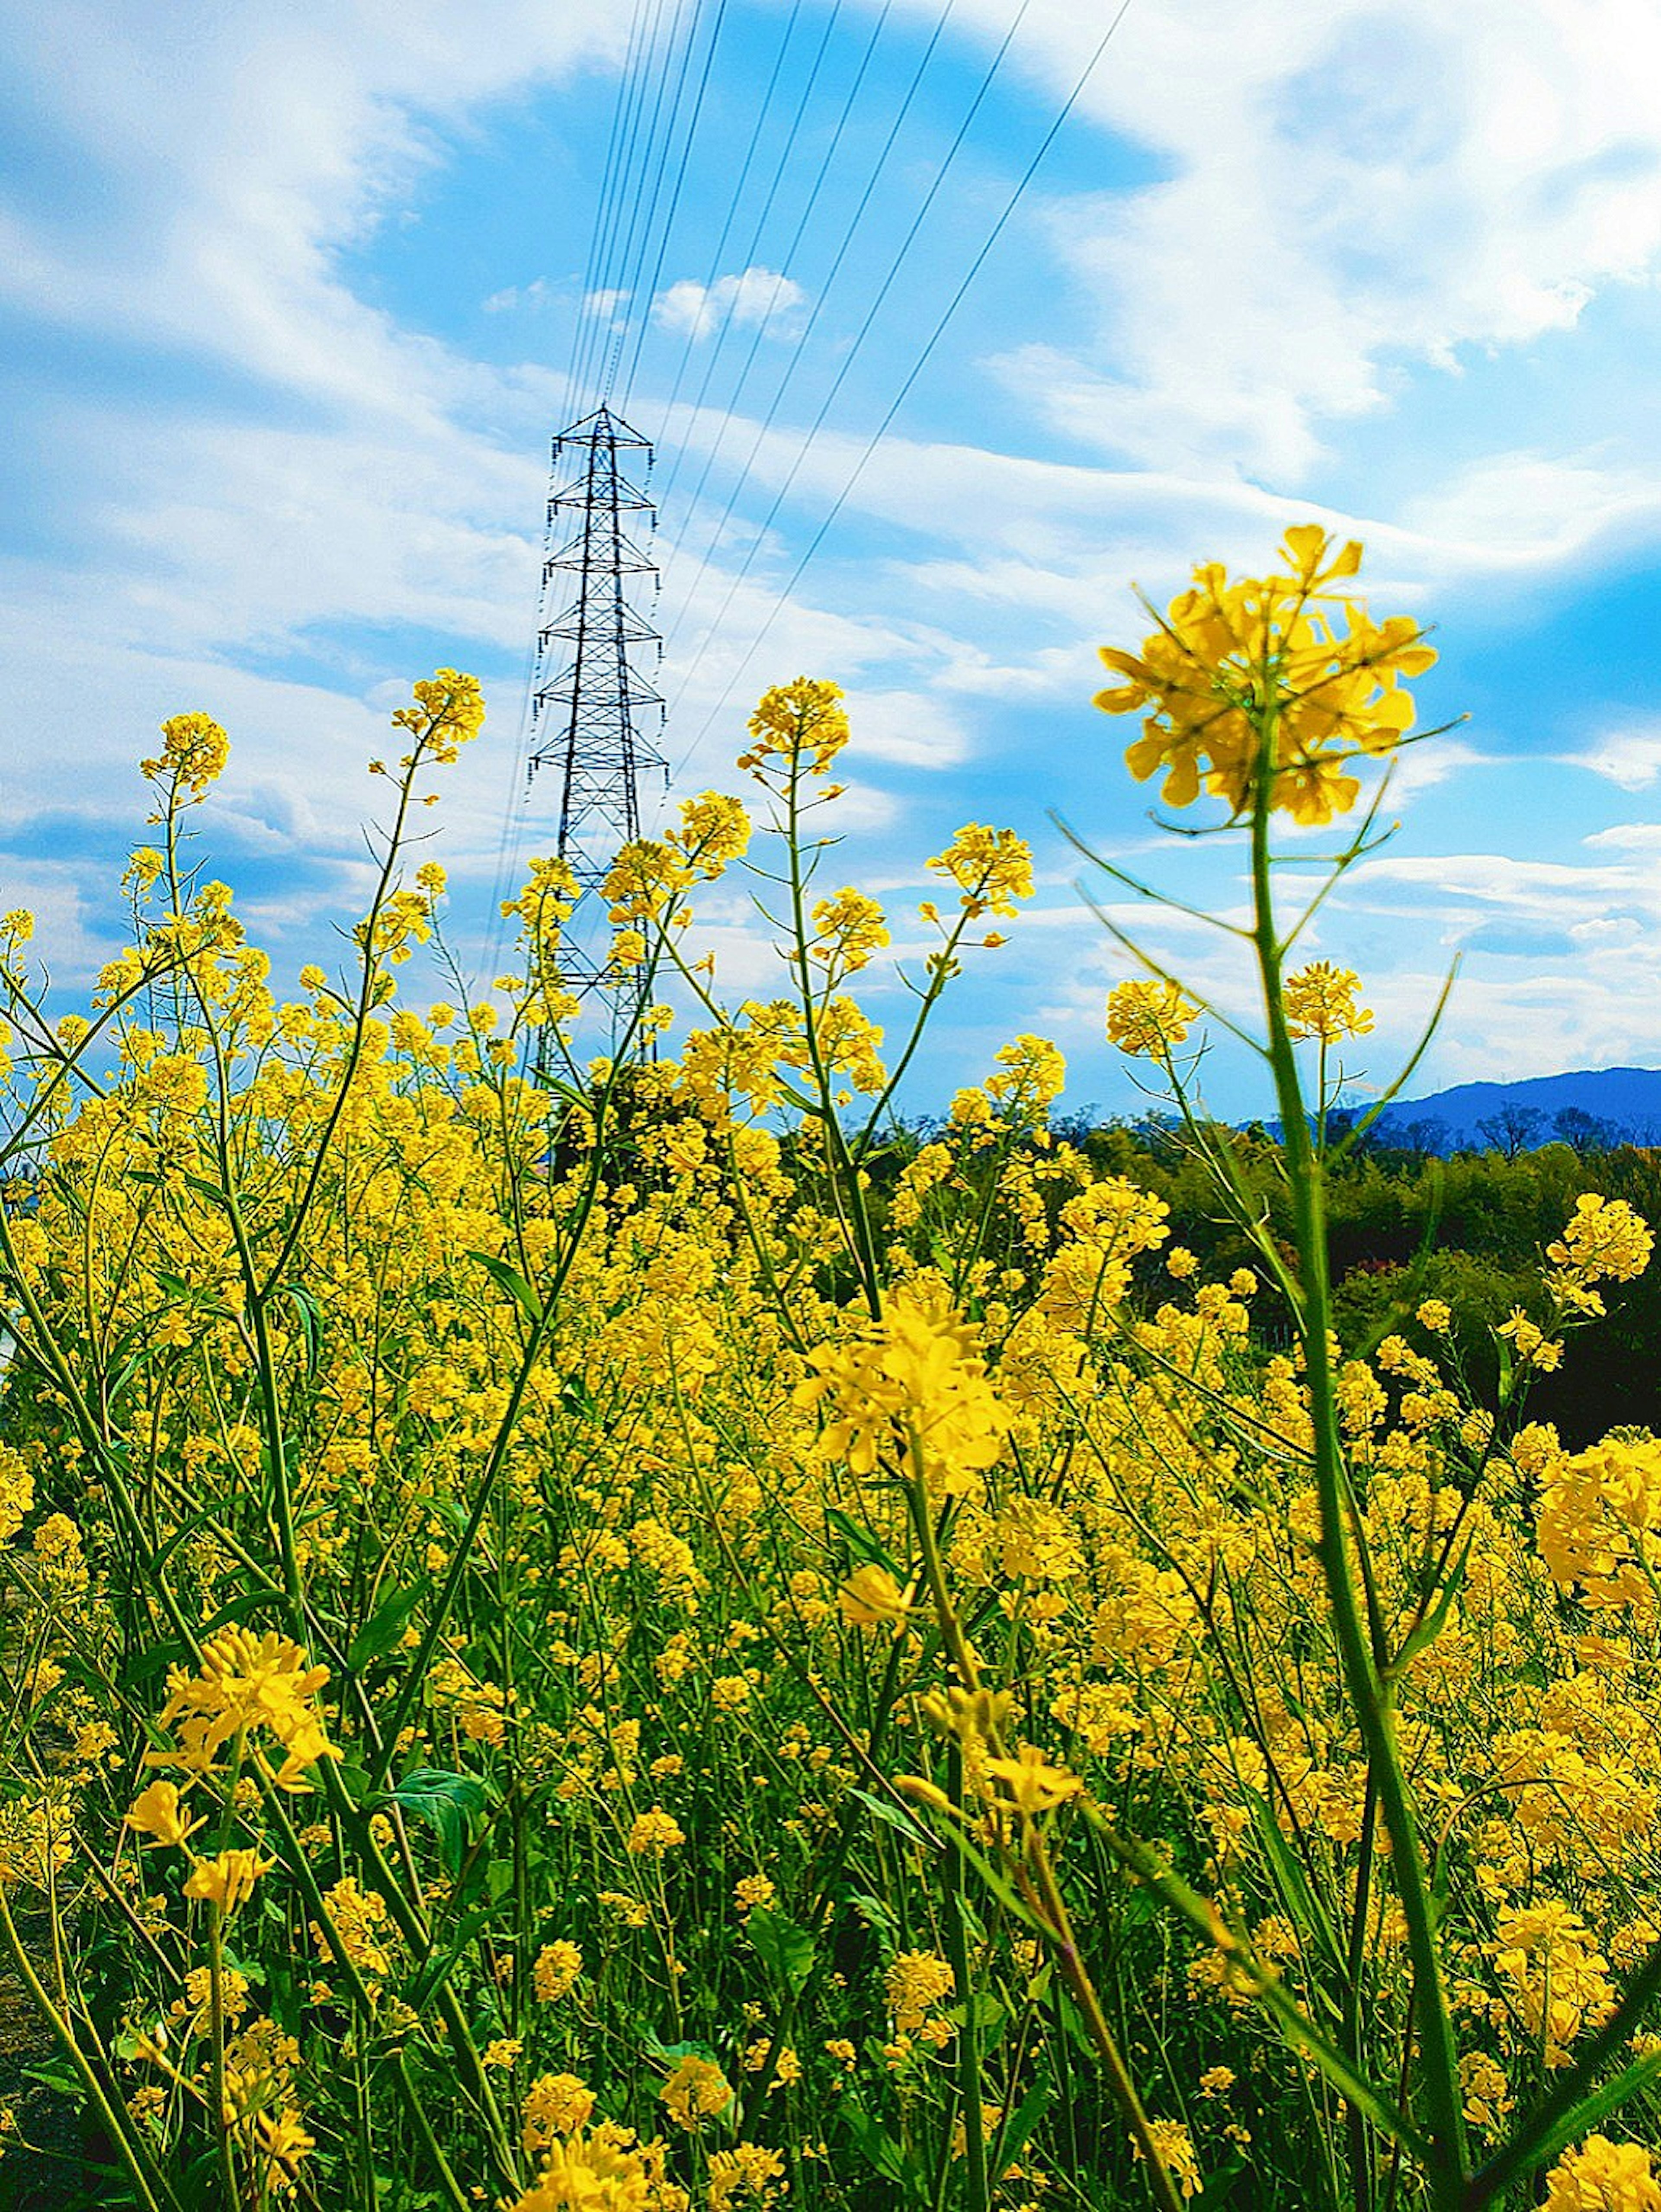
[3,533,1660,2211]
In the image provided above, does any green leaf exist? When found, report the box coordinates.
[1395,1535,1473,1676]
[746,1908,817,1996]
[1244,1784,1348,2005]
[841,2098,921,2190]
[847,1891,901,1940]
[181,1171,232,1207]
[198,1588,286,1638]
[388,1769,493,1875]
[404,1901,512,2014]
[772,1081,827,1120]
[120,1639,188,1692]
[285,1281,325,1379]
[641,2031,723,2068]
[347,1577,431,1672]
[465,1248,543,1323]
[823,1508,906,1581]
[990,2081,1051,2183]
[847,1786,942,1855]
[1475,2052,1661,2204]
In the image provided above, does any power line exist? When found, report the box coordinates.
[568,0,668,409]
[653,0,954,658]
[659,0,1037,701]
[562,0,656,410]
[493,0,686,963]
[572,0,681,410]
[648,0,886,563]
[643,0,849,526]
[666,0,1135,777]
[612,0,734,413]
[638,0,813,506]
[599,0,705,404]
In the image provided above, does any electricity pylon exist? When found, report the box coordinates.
[526,404,667,1036]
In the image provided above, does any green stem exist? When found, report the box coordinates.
[0,1889,178,2212]
[1247,704,1467,2203]
[943,1736,990,2212]
[904,1475,1186,2212]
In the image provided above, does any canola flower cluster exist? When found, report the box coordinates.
[3,550,1661,2212]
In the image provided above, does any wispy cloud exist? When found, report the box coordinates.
[979,0,1661,482]
[653,266,808,342]
[1567,719,1661,791]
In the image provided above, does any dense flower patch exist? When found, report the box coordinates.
[3,540,1661,2210]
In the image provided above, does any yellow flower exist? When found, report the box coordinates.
[1095,527,1433,822]
[1135,2119,1202,2201]
[627,1807,686,1856]
[707,2143,787,2208]
[509,2123,657,2211]
[153,1627,334,1791]
[523,2074,597,2157]
[1106,978,1199,1060]
[927,824,1034,920]
[183,1850,272,1913]
[885,1950,955,2034]
[734,1873,776,1915]
[1539,1433,1661,1609]
[1547,1194,1654,1294]
[141,711,230,797]
[123,1780,206,1850]
[837,1563,908,1628]
[1545,2134,1661,2211]
[311,1876,393,1984]
[660,2053,733,2130]
[798,1286,1009,1496]
[1283,961,1375,1042]
[671,791,751,878]
[533,1940,584,2003]
[251,2105,315,2195]
[1497,1308,1563,1373]
[738,676,850,779]
[986,1034,1065,1114]
[809,888,889,975]
[983,1742,1083,1817]
[391,669,485,764]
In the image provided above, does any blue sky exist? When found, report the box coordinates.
[5,0,1661,1121]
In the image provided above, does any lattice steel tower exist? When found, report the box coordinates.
[527,404,667,1012]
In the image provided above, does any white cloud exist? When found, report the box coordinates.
[910,0,1661,483]
[653,267,808,342]
[1585,820,1661,848]
[840,689,971,769]
[484,277,555,313]
[1567,720,1661,790]
[0,0,633,419]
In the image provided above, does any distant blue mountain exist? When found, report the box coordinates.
[1357,1067,1661,1153]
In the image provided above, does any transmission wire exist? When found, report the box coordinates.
[562,0,657,410]
[572,0,679,409]
[657,0,896,510]
[638,0,812,495]
[599,0,704,403]
[667,0,1135,775]
[659,0,1034,690]
[490,0,681,963]
[644,0,848,525]
[654,0,951,651]
[613,0,733,413]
